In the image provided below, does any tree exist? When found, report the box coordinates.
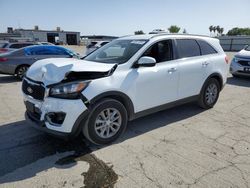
[183,28,187,34]
[216,25,221,36]
[168,25,181,33]
[209,25,213,36]
[212,26,217,35]
[219,27,224,35]
[134,30,145,35]
[227,27,250,36]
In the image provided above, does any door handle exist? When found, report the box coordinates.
[168,67,177,73]
[202,61,209,66]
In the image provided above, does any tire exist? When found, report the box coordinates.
[198,78,220,109]
[16,65,29,80]
[83,98,128,145]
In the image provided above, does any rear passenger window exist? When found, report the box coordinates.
[143,40,173,63]
[176,39,200,58]
[197,40,217,55]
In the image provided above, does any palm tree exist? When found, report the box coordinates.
[219,28,224,36]
[216,25,221,36]
[212,26,217,36]
[209,25,213,36]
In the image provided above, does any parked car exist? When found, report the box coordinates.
[85,41,109,55]
[0,42,39,53]
[0,45,80,79]
[22,34,229,145]
[230,45,250,77]
[39,42,55,45]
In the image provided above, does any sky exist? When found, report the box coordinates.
[0,0,249,36]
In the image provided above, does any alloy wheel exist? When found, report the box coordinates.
[94,108,122,139]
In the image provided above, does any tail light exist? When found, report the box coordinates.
[0,57,8,62]
[0,48,8,53]
[225,56,229,64]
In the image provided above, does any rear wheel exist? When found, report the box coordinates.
[16,65,29,80]
[83,98,128,145]
[198,78,220,109]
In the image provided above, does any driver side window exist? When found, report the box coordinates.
[143,40,173,63]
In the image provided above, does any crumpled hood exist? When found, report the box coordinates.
[235,49,250,59]
[26,58,116,85]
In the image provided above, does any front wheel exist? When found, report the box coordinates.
[198,78,220,109]
[83,98,128,145]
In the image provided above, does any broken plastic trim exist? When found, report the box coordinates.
[62,63,118,83]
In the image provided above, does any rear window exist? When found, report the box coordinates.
[176,39,200,58]
[197,40,217,55]
[0,43,8,48]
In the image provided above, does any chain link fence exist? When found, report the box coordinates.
[218,36,250,51]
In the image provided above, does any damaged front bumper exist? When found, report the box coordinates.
[23,93,89,138]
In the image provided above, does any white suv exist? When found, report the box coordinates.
[22,34,229,145]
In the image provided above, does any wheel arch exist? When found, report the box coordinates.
[89,91,135,121]
[15,64,30,74]
[202,73,223,92]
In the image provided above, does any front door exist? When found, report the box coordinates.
[132,40,179,113]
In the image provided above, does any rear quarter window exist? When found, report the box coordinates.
[176,39,200,58]
[197,40,217,55]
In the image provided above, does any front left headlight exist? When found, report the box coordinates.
[49,81,90,99]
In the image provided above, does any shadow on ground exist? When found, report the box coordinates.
[0,103,204,187]
[0,75,20,84]
[227,76,250,88]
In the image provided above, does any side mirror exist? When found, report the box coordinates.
[137,56,156,67]
[244,45,249,50]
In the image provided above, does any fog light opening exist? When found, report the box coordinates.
[45,112,66,126]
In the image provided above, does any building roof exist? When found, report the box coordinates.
[15,29,80,34]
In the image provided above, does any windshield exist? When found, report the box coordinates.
[84,39,148,64]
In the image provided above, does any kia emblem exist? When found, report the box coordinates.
[27,87,33,94]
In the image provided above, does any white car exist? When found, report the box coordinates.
[85,41,109,55]
[230,45,250,77]
[22,34,229,145]
[0,42,39,53]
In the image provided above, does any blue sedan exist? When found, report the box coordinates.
[0,45,80,79]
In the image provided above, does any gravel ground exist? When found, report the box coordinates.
[0,51,250,188]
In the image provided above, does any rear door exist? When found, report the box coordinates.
[175,39,206,99]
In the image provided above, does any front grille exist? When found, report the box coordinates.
[22,78,45,100]
[238,60,250,67]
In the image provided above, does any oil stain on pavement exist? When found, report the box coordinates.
[56,148,118,188]
[0,121,118,187]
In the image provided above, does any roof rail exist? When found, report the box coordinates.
[119,34,134,38]
[150,33,211,39]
